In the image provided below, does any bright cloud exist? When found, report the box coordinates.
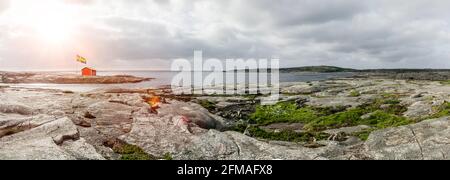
[0,0,450,70]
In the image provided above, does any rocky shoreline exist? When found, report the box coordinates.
[1,74,450,160]
[354,71,450,81]
[0,72,152,84]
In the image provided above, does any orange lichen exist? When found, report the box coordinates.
[148,96,161,108]
[147,96,162,114]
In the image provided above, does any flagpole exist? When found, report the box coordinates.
[76,55,77,76]
[77,55,79,76]
[76,55,87,76]
[77,55,80,76]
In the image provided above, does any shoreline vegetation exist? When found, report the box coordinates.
[229,97,449,143]
[1,66,450,160]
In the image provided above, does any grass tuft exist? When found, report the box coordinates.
[197,100,216,111]
[250,102,318,125]
[349,90,361,97]
[430,102,450,118]
[440,80,450,85]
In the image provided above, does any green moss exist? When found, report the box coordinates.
[307,110,410,137]
[433,110,450,118]
[349,111,410,141]
[306,109,410,131]
[120,153,152,160]
[113,144,155,160]
[304,108,366,131]
[383,99,401,105]
[378,97,401,105]
[350,102,449,141]
[351,130,373,141]
[348,111,410,141]
[242,94,260,100]
[229,122,249,133]
[360,97,407,115]
[430,102,450,118]
[250,99,410,131]
[250,102,318,125]
[440,80,450,85]
[113,144,174,160]
[247,126,328,143]
[387,105,407,115]
[197,100,216,111]
[312,106,348,116]
[349,90,361,97]
[360,111,411,129]
[246,99,417,142]
[162,152,173,160]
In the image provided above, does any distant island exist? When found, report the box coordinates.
[280,65,450,73]
[280,66,355,73]
[279,66,450,81]
[236,65,450,81]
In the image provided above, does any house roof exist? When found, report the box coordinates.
[82,67,96,70]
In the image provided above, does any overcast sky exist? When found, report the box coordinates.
[1,0,450,71]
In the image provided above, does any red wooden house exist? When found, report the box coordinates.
[81,67,97,76]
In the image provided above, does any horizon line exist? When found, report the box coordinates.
[2,66,450,72]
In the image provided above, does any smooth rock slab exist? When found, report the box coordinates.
[86,102,135,136]
[121,115,205,157]
[324,125,371,135]
[365,116,450,160]
[0,103,34,115]
[157,100,226,129]
[121,114,333,160]
[403,101,434,119]
[178,130,349,160]
[0,117,104,160]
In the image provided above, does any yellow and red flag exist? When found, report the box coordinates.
[76,55,87,64]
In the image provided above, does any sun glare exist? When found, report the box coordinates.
[10,0,78,44]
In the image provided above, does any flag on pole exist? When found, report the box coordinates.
[76,55,87,64]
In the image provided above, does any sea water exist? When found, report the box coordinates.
[1,71,354,92]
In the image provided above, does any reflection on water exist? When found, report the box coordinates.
[1,71,354,92]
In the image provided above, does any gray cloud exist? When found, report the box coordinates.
[1,0,450,70]
[247,0,366,26]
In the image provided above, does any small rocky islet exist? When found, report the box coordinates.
[0,71,152,84]
[1,70,450,160]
